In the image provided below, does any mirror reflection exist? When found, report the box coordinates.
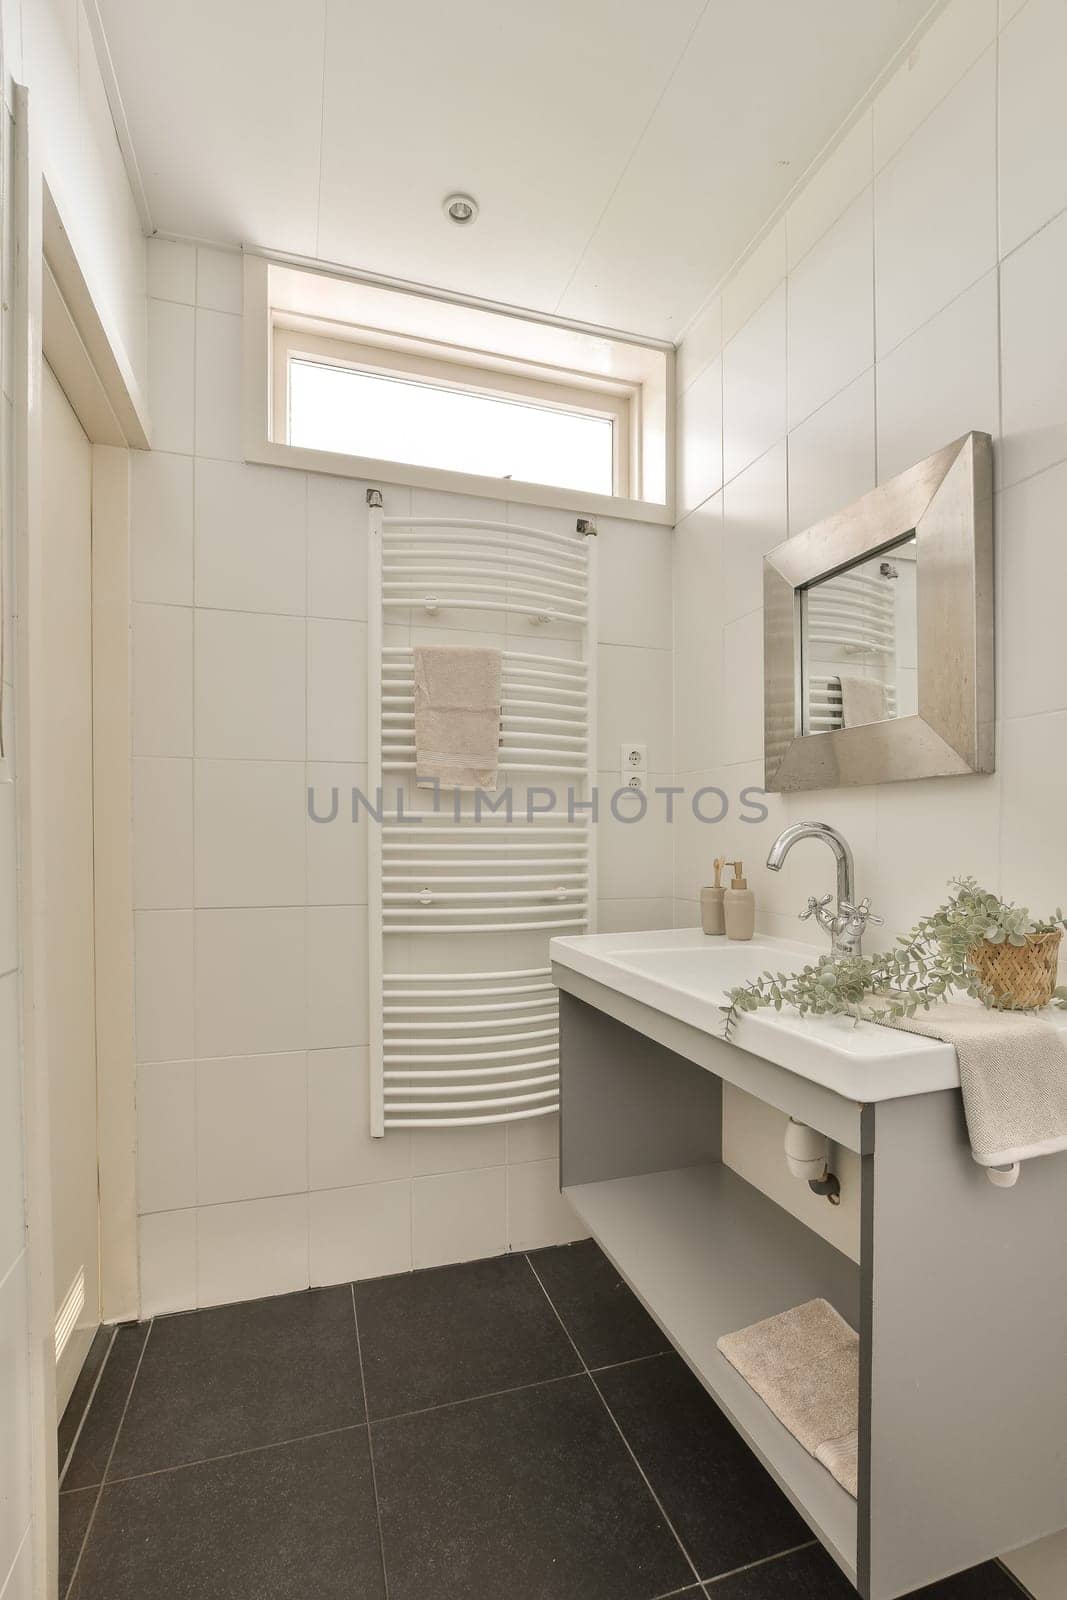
[800,534,917,733]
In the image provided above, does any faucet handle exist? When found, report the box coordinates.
[800,894,833,921]
[840,895,885,928]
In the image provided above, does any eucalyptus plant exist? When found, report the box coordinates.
[722,878,1067,1040]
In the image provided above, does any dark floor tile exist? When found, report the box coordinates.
[59,1327,115,1478]
[700,1546,848,1597]
[354,1253,580,1418]
[108,1287,362,1479]
[701,1545,1023,1598]
[59,1489,97,1598]
[528,1238,670,1368]
[596,1353,809,1581]
[907,1562,1031,1599]
[70,1428,383,1600]
[62,1324,149,1491]
[373,1372,694,1600]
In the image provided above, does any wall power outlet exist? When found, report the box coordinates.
[620,744,648,789]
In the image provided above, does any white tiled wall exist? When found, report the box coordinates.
[1,0,148,1584]
[674,0,1067,940]
[673,2,1067,1585]
[0,18,28,1600]
[6,0,148,400]
[0,14,149,1576]
[4,0,1064,1587]
[134,238,674,1313]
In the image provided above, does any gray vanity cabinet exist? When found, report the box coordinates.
[555,970,1067,1600]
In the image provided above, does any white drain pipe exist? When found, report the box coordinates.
[784,1119,841,1204]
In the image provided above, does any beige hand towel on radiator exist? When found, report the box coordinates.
[717,1298,859,1498]
[413,645,502,791]
[837,674,888,729]
[874,999,1067,1171]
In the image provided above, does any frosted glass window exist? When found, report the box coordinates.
[288,359,614,496]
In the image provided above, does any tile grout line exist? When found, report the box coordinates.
[522,1253,703,1591]
[551,0,714,316]
[190,257,201,1301]
[57,1336,1036,1600]
[701,1539,818,1589]
[588,1348,667,1378]
[56,1272,1035,1597]
[997,185,1067,274]
[301,473,312,1293]
[351,1284,391,1600]
[71,1421,370,1491]
[367,1368,584,1431]
[57,1327,118,1490]
[870,98,879,490]
[64,1319,156,1600]
[581,1368,710,1589]
[684,233,1004,524]
[312,2,329,262]
[0,1523,33,1600]
[679,13,994,382]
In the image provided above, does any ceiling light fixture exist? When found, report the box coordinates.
[443,193,479,225]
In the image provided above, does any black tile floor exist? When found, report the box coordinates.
[58,1241,1032,1600]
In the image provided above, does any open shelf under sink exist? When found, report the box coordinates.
[566,1162,860,1584]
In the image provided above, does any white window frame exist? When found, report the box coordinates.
[241,254,675,526]
[273,325,634,499]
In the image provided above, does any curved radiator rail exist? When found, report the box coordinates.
[368,503,597,1133]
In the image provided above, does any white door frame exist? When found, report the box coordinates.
[12,84,149,1600]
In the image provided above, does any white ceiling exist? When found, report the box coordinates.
[97,0,933,340]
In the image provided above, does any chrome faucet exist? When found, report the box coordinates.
[766,821,883,959]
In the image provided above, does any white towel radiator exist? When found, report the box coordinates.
[804,569,897,732]
[366,491,597,1135]
[807,676,898,732]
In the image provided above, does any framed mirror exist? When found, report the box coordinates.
[764,431,993,792]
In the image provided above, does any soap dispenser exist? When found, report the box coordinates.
[723,861,755,941]
[700,857,727,936]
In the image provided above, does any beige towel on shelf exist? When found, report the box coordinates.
[815,1433,859,1494]
[413,645,502,791]
[837,674,888,729]
[718,1298,859,1498]
[875,999,1067,1170]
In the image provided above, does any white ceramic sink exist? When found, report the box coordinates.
[550,927,1067,1103]
[607,939,808,996]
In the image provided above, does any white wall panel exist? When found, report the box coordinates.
[673,18,1067,1586]
[129,243,674,1309]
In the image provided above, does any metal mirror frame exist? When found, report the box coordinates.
[763,431,993,792]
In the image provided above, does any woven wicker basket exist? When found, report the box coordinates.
[969,929,1062,1009]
